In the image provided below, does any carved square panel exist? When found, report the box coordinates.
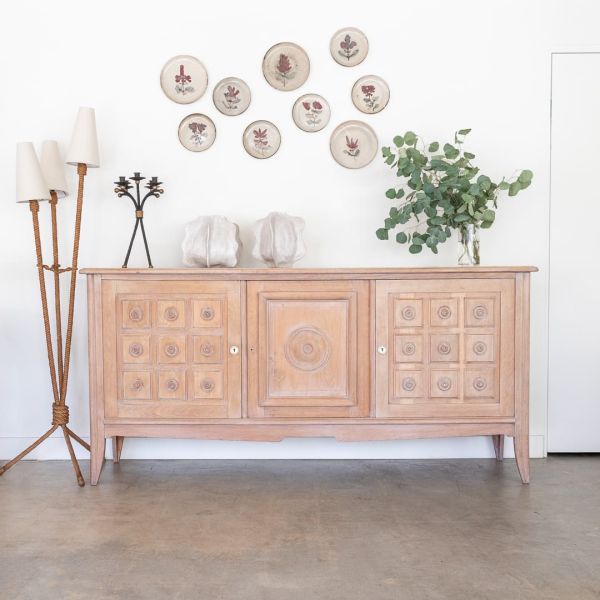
[465,298,495,328]
[157,300,186,328]
[121,300,151,329]
[464,368,496,399]
[394,298,423,328]
[121,335,151,364]
[267,299,349,399]
[430,298,459,327]
[192,299,223,328]
[393,370,424,399]
[430,369,459,398]
[158,335,186,364]
[192,335,223,364]
[192,369,224,400]
[429,333,459,362]
[158,369,186,400]
[122,371,151,400]
[394,335,423,363]
[466,334,495,362]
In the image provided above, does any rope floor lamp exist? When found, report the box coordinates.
[0,108,99,487]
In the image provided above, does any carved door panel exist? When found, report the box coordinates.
[102,280,242,419]
[376,279,515,418]
[247,280,370,418]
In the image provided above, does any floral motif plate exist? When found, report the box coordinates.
[292,94,331,132]
[243,120,281,159]
[330,27,368,67]
[330,120,378,169]
[160,55,208,104]
[351,75,390,114]
[178,114,216,152]
[213,77,251,116]
[262,42,310,91]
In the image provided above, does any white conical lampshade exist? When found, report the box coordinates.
[66,107,99,168]
[16,142,51,203]
[41,140,68,198]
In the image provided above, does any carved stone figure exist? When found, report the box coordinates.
[252,212,306,267]
[181,215,242,267]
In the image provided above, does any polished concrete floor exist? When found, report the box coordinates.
[1,457,599,600]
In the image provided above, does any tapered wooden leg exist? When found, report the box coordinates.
[90,434,106,486]
[112,436,124,463]
[514,433,530,484]
[61,425,85,487]
[492,435,504,461]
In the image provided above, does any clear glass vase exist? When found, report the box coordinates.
[458,224,480,266]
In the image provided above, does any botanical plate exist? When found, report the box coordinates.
[178,114,216,152]
[243,120,281,159]
[351,75,390,114]
[330,27,368,67]
[330,120,378,169]
[160,55,208,104]
[213,77,251,116]
[262,42,310,91]
[292,94,331,132]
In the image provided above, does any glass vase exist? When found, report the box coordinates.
[458,224,480,266]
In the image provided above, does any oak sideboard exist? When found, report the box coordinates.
[83,266,536,485]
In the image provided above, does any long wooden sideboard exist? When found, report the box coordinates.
[83,267,535,485]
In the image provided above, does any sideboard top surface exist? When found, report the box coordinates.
[82,266,537,279]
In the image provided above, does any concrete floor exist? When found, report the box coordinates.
[1,457,599,600]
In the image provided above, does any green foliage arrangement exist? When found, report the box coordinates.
[376,129,533,254]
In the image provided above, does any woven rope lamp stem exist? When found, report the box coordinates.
[0,164,91,487]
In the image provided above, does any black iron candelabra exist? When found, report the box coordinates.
[114,172,164,268]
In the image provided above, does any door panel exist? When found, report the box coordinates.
[247,280,370,418]
[376,279,514,418]
[102,280,242,419]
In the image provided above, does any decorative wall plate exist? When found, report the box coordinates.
[292,94,331,132]
[351,75,390,114]
[330,120,378,169]
[213,77,251,116]
[160,55,208,104]
[178,114,216,152]
[330,27,369,67]
[243,121,281,159]
[262,42,310,91]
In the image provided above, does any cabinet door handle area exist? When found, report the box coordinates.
[229,345,240,355]
[377,346,387,355]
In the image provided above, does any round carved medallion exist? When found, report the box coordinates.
[200,343,214,356]
[200,307,214,321]
[403,342,416,356]
[166,378,179,392]
[285,327,331,372]
[128,342,144,358]
[131,378,144,392]
[164,306,179,321]
[473,305,488,320]
[164,343,179,357]
[402,377,417,392]
[437,376,452,392]
[402,306,416,321]
[437,305,452,320]
[473,341,487,355]
[473,377,487,391]
[437,342,451,355]
[201,379,214,392]
[129,307,143,322]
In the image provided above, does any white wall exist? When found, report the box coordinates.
[1,0,596,461]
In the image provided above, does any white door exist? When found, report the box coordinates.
[548,53,600,451]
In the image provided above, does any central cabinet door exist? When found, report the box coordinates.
[247,280,370,418]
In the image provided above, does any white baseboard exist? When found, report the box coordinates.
[0,434,546,461]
